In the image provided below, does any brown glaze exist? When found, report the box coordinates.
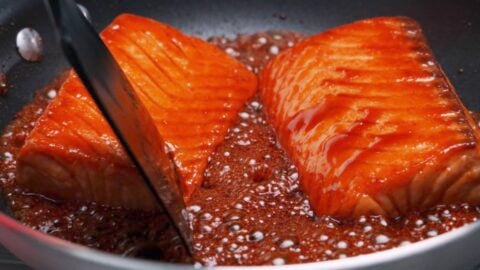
[0,31,479,266]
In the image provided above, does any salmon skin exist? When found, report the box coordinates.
[260,17,480,218]
[17,14,257,210]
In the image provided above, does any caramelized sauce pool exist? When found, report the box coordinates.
[1,31,480,266]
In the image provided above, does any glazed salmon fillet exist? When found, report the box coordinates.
[17,14,257,209]
[260,17,480,218]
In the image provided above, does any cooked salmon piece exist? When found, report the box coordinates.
[260,17,480,218]
[17,14,257,210]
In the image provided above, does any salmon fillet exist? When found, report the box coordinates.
[17,14,257,210]
[260,17,480,218]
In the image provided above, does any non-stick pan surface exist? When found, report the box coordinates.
[0,0,479,269]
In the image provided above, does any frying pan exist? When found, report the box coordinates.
[0,0,480,269]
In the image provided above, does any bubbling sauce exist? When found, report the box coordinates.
[1,31,480,266]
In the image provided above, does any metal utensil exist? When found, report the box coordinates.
[42,0,192,254]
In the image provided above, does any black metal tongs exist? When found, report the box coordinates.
[43,0,193,254]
